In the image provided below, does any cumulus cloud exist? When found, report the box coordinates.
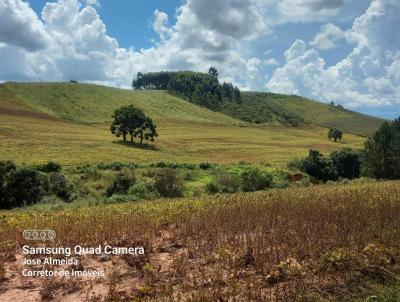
[153,10,172,41]
[0,0,50,51]
[274,0,345,23]
[265,58,279,66]
[267,0,400,114]
[183,0,270,40]
[0,0,399,117]
[85,0,99,7]
[310,23,344,50]
[0,0,273,89]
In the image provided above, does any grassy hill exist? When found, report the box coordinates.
[221,92,384,137]
[0,82,367,165]
[2,82,239,125]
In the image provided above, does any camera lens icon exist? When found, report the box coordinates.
[23,229,56,240]
[47,230,56,240]
[23,230,31,240]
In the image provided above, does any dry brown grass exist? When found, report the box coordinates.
[0,182,399,301]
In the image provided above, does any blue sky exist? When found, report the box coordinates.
[29,0,182,50]
[0,0,399,119]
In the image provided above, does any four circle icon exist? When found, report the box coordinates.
[23,229,56,240]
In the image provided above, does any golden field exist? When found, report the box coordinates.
[1,181,400,301]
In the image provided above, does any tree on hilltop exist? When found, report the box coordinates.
[110,105,158,145]
[208,67,219,81]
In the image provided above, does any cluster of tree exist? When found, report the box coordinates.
[301,148,361,182]
[111,105,158,145]
[132,68,241,110]
[303,117,400,182]
[0,161,73,209]
[328,128,343,142]
[330,101,344,109]
[362,117,400,179]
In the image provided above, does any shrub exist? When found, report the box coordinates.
[330,148,361,179]
[179,163,197,170]
[183,170,196,181]
[97,162,138,171]
[0,160,16,202]
[294,177,311,187]
[286,158,303,171]
[318,248,361,272]
[157,162,167,168]
[241,168,272,192]
[106,173,135,197]
[269,170,291,188]
[49,172,74,202]
[37,161,61,173]
[154,169,184,198]
[214,170,241,193]
[301,150,337,182]
[167,162,179,169]
[101,162,124,171]
[0,167,48,209]
[206,182,220,194]
[128,180,158,200]
[76,166,102,181]
[142,169,156,178]
[104,194,139,204]
[199,162,214,170]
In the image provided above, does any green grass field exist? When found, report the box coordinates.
[2,82,239,124]
[0,82,368,166]
[0,82,369,166]
[221,92,384,137]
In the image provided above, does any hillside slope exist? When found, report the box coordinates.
[0,82,366,165]
[2,82,239,125]
[221,92,384,137]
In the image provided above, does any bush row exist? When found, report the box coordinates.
[206,167,293,194]
[106,169,184,200]
[292,148,361,183]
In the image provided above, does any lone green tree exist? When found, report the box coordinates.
[361,117,400,179]
[328,128,343,142]
[110,105,158,145]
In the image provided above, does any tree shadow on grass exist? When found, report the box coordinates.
[112,140,160,151]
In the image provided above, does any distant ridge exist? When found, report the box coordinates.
[220,92,384,137]
[2,82,383,137]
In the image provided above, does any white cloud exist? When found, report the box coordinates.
[265,58,279,66]
[0,0,399,117]
[0,0,50,51]
[310,23,344,50]
[272,0,345,24]
[182,0,270,40]
[84,0,100,7]
[267,0,400,113]
[152,9,172,41]
[0,0,274,89]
